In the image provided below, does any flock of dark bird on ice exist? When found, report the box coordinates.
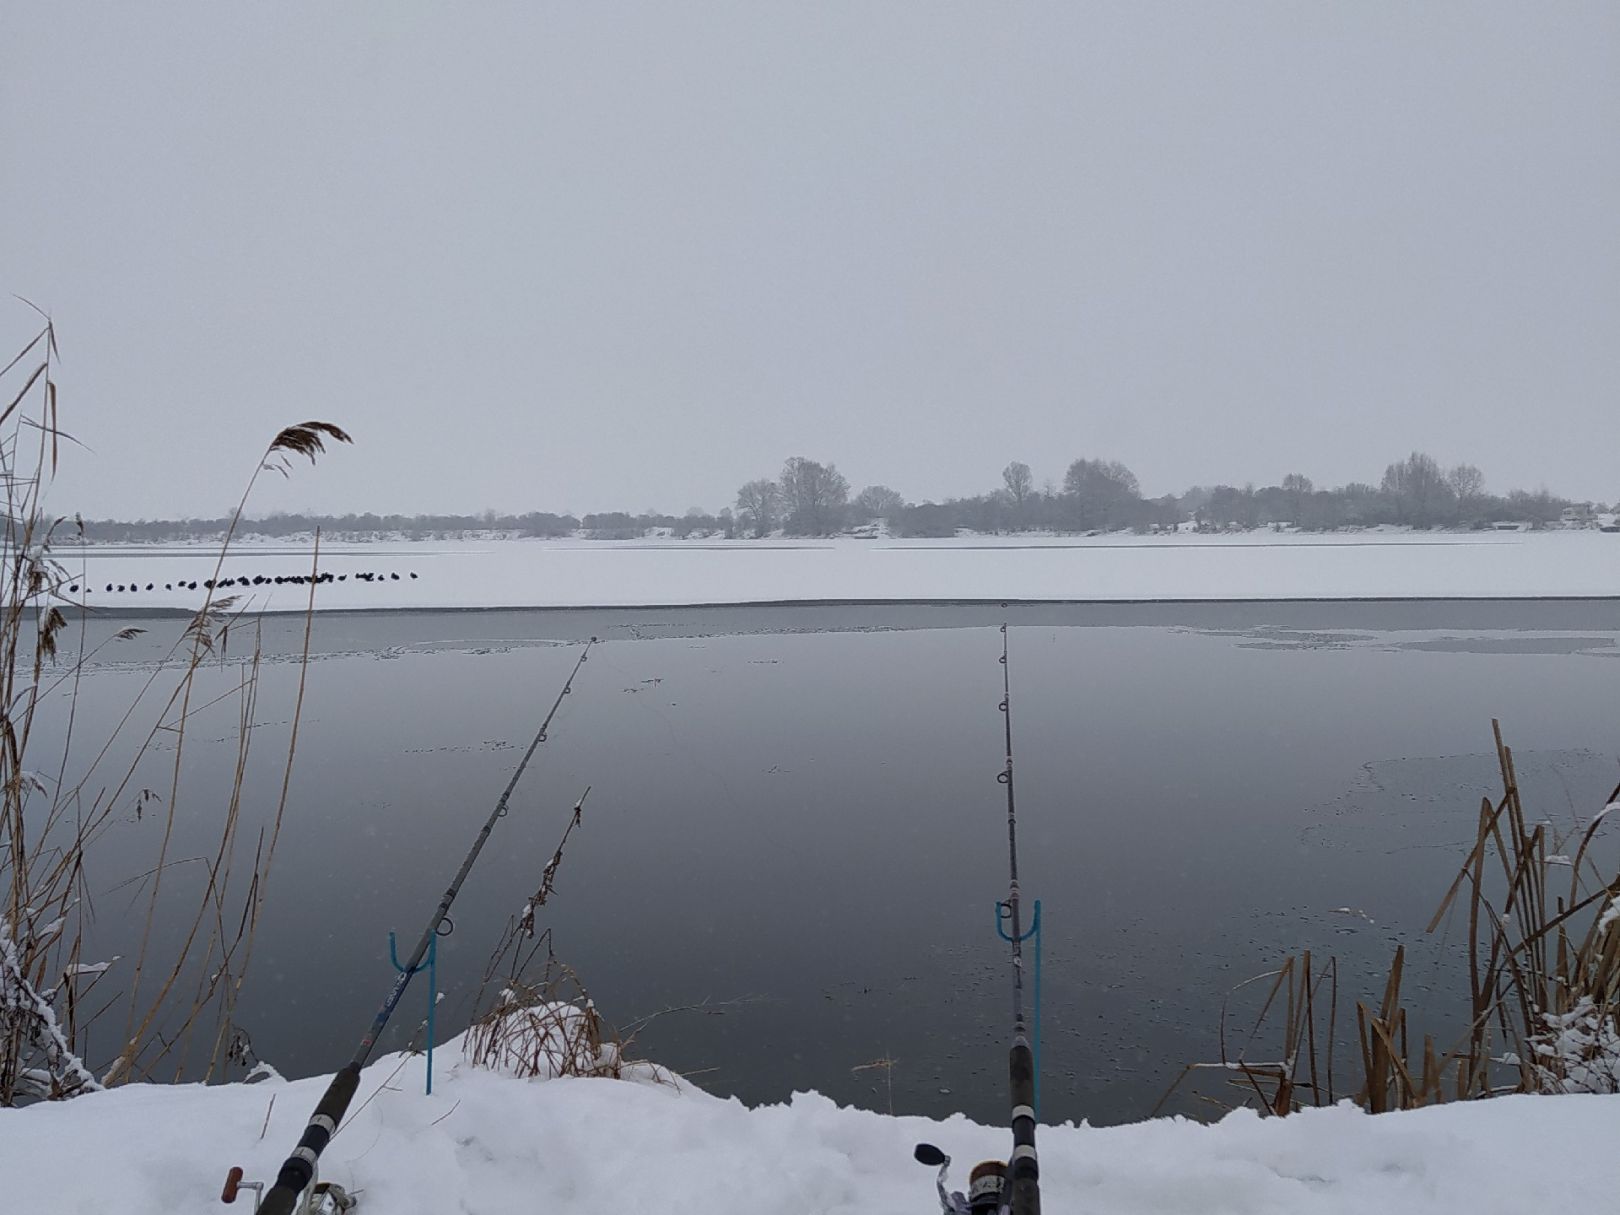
[64,571,419,595]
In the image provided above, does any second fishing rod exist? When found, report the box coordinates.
[914,623,1042,1215]
[996,622,1041,1215]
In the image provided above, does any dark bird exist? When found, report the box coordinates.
[146,582,154,591]
[409,572,418,579]
[390,572,400,580]
[69,584,79,593]
[116,584,125,592]
[187,581,197,590]
[165,584,173,591]
[106,584,114,592]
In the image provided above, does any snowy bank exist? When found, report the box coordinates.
[45,531,1620,613]
[3,1029,1617,1214]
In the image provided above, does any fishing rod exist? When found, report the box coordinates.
[914,623,1041,1215]
[231,639,595,1215]
[995,622,1041,1215]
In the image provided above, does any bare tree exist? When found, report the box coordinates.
[1062,458,1141,530]
[852,484,905,523]
[779,457,850,536]
[1448,463,1485,506]
[1281,473,1314,523]
[1002,462,1033,506]
[734,479,781,538]
[1381,452,1453,526]
[1002,461,1033,530]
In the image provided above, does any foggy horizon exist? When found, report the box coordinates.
[4,3,1615,519]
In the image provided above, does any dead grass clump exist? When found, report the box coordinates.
[465,978,615,1081]
[463,956,681,1089]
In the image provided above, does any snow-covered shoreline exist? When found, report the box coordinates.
[4,1029,1616,1214]
[43,531,1620,613]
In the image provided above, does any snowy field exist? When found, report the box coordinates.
[49,530,1620,613]
[4,1029,1616,1215]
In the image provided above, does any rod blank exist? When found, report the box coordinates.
[257,640,594,1215]
[998,624,1041,1215]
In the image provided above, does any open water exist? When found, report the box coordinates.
[30,600,1620,1125]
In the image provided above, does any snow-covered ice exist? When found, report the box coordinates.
[2,1026,1616,1214]
[46,530,1620,613]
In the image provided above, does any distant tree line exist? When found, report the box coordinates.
[69,451,1601,543]
[730,451,1589,538]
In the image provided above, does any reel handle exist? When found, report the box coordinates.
[221,1166,264,1208]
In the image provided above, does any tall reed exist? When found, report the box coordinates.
[1164,722,1620,1117]
[0,312,350,1100]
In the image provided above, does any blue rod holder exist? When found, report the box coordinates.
[995,898,1042,1118]
[388,930,438,1096]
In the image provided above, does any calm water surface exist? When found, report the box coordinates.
[36,601,1620,1126]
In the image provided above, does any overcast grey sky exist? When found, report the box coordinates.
[3,3,1615,518]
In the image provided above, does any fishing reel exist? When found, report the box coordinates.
[914,1143,1009,1215]
[221,1165,356,1214]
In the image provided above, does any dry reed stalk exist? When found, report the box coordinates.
[454,789,695,1090]
[477,787,593,994]
[108,429,347,1086]
[1153,951,1340,1117]
[1420,724,1620,1098]
[0,314,101,1103]
[1,315,350,1099]
[852,1054,897,1115]
[1174,720,1620,1121]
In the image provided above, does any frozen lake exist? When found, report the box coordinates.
[49,529,1620,612]
[30,598,1620,1126]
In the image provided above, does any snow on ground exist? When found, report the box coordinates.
[3,1029,1616,1214]
[45,531,1620,613]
